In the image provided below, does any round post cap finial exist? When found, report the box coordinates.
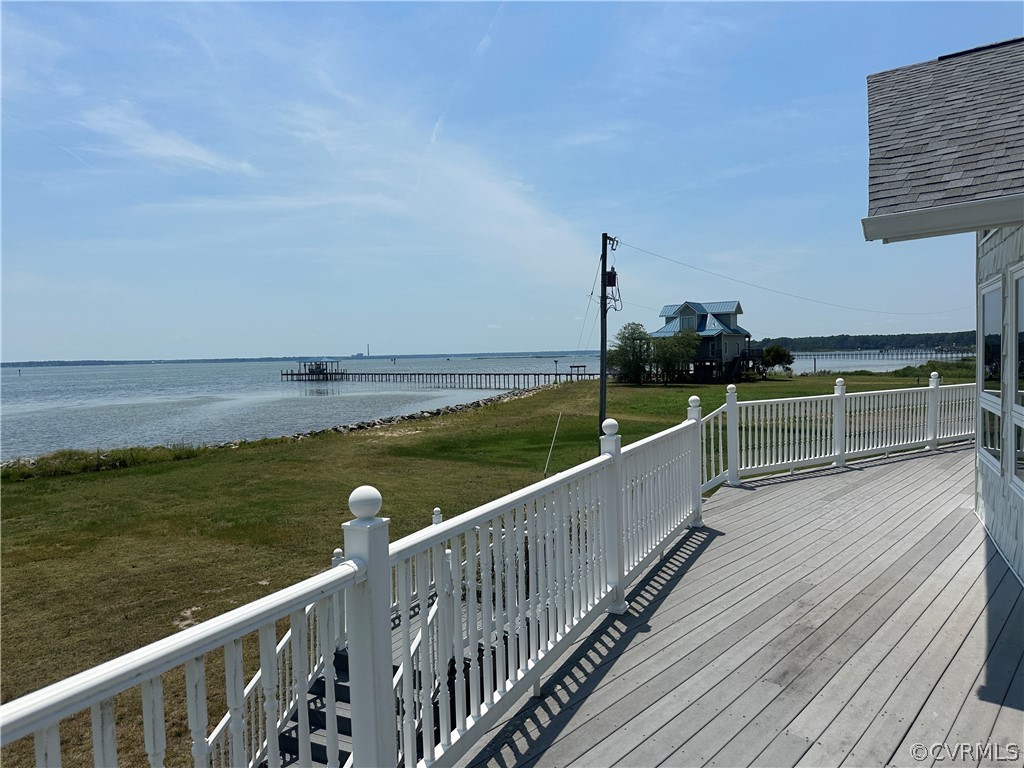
[689,395,701,408]
[602,418,619,436]
[726,384,737,394]
[348,485,382,519]
[930,372,939,380]
[835,378,845,387]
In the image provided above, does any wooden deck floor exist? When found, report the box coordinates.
[457,446,1024,768]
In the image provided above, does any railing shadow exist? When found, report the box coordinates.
[461,525,721,768]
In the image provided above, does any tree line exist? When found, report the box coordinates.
[755,331,974,352]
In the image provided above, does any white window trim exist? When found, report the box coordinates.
[980,228,1000,246]
[978,277,1003,473]
[979,277,1003,411]
[1011,266,1024,494]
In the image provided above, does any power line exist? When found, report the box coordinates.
[617,240,973,317]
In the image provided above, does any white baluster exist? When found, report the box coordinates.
[185,657,210,768]
[479,527,495,706]
[500,510,515,683]
[415,551,435,761]
[466,527,481,718]
[450,540,467,734]
[396,563,415,767]
[435,542,452,746]
[259,623,281,768]
[289,608,312,766]
[91,698,117,768]
[224,638,247,768]
[515,508,528,673]
[35,724,61,768]
[141,675,166,767]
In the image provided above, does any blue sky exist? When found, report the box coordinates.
[2,2,1020,361]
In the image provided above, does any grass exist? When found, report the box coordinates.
[0,372,974,765]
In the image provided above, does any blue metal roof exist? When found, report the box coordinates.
[653,301,747,338]
[701,301,742,315]
[659,301,742,318]
[650,318,681,337]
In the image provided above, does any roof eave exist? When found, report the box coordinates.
[862,194,1024,244]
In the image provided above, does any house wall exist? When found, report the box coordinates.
[976,224,1024,582]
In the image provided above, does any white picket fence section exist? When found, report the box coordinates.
[0,377,977,768]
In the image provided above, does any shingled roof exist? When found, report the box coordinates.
[862,38,1024,243]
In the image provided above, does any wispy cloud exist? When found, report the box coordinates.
[607,5,744,99]
[1,16,73,96]
[474,3,504,57]
[77,101,255,175]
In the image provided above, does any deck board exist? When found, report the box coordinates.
[456,446,1024,768]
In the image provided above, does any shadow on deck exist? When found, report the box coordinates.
[458,446,1024,768]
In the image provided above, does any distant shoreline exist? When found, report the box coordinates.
[1,351,600,368]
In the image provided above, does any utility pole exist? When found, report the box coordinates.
[599,232,611,438]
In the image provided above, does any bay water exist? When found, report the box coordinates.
[0,350,951,460]
[1,354,599,460]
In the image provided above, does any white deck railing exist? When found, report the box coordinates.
[0,377,976,768]
[702,374,976,489]
[0,560,365,768]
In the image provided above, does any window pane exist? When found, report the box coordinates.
[1018,277,1023,407]
[1017,423,1024,481]
[981,407,1001,463]
[983,288,1002,395]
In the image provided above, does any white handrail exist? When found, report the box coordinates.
[1,560,364,747]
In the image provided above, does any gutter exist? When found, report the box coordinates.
[862,193,1024,243]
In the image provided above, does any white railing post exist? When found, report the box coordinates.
[926,372,940,449]
[688,396,704,528]
[600,418,628,615]
[833,378,847,468]
[725,385,740,486]
[343,486,397,768]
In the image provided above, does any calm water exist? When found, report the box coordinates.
[1,354,599,460]
[0,350,952,460]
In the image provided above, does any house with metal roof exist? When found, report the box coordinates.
[651,300,757,381]
[862,37,1024,581]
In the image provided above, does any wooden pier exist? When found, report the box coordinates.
[791,348,972,361]
[280,362,598,389]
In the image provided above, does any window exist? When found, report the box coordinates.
[1017,276,1023,408]
[1016,423,1024,482]
[982,408,1002,463]
[681,316,695,330]
[982,286,1002,396]
[979,280,1003,472]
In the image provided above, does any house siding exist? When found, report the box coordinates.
[976,224,1024,582]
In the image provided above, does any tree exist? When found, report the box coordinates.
[652,330,699,383]
[608,322,652,384]
[761,344,795,376]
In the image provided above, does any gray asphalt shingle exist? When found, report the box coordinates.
[866,38,1024,217]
